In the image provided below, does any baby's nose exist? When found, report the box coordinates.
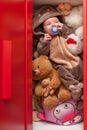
[57,23,63,28]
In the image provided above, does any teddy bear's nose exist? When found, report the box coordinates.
[32,70,40,75]
[32,70,36,74]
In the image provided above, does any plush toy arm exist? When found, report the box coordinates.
[35,83,44,97]
[50,69,61,89]
[58,84,71,102]
[35,82,53,97]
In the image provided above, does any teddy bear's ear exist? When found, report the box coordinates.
[39,55,48,59]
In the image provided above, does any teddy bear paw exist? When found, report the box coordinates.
[44,95,58,109]
[43,87,55,97]
[58,90,71,102]
[56,2,72,16]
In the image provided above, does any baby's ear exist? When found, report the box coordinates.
[39,55,48,60]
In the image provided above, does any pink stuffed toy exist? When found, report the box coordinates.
[37,99,83,125]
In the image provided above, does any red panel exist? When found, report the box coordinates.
[0,1,26,130]
[0,1,33,130]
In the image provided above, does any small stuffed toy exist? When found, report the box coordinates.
[32,55,71,109]
[64,5,83,29]
[56,2,72,16]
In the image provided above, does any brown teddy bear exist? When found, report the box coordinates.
[32,55,71,109]
[56,2,72,16]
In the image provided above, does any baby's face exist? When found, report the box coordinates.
[43,17,63,35]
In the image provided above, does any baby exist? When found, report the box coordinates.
[33,6,83,101]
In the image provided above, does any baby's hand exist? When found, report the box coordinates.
[43,33,52,42]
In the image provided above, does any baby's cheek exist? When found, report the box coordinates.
[44,25,50,32]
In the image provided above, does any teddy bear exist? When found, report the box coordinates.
[32,55,71,109]
[56,2,72,16]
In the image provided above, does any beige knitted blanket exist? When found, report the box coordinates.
[50,36,80,69]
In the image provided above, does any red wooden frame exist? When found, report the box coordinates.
[0,1,26,130]
[26,0,32,130]
[24,1,28,129]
